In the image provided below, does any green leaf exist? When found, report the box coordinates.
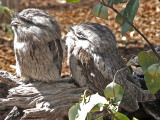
[138,51,158,73]
[68,103,80,120]
[96,116,103,120]
[113,0,124,5]
[67,0,81,2]
[0,6,13,18]
[112,111,130,120]
[87,112,92,120]
[116,9,125,25]
[120,0,129,3]
[90,103,103,112]
[133,117,139,120]
[91,3,108,20]
[145,63,160,94]
[104,82,124,103]
[127,57,133,66]
[122,0,139,35]
[76,93,109,120]
[126,57,133,73]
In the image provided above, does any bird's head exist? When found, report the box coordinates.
[11,8,61,42]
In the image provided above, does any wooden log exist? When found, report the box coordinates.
[0,71,88,119]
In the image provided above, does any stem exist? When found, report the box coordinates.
[107,108,120,120]
[100,0,160,61]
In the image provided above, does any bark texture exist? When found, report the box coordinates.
[0,71,88,120]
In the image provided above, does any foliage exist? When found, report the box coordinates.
[90,0,139,35]
[68,0,160,119]
[69,103,80,120]
[138,51,160,94]
[68,86,131,120]
[145,63,160,94]
[121,0,139,35]
[104,82,124,103]
[67,0,81,2]
[138,51,158,73]
[0,5,13,35]
[0,23,13,37]
[90,3,108,20]
[111,111,129,120]
[0,5,13,19]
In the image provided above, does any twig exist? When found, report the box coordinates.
[100,0,160,61]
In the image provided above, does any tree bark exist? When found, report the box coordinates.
[0,71,88,120]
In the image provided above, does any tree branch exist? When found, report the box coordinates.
[100,0,160,61]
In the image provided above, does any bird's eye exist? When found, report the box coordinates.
[77,35,87,40]
[76,32,87,40]
[19,16,32,24]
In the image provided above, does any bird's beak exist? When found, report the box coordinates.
[11,11,21,26]
[67,26,74,32]
[11,21,21,26]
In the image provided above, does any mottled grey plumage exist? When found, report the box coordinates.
[66,23,155,112]
[11,8,63,81]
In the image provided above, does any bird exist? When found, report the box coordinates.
[11,8,63,82]
[66,22,155,112]
[66,22,127,92]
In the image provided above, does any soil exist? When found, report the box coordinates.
[0,0,160,119]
